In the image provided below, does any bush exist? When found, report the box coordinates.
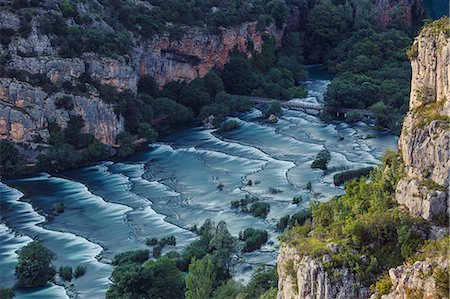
[375,275,392,295]
[277,215,290,231]
[264,101,282,118]
[292,196,302,205]
[59,266,72,281]
[55,96,73,110]
[16,241,56,287]
[333,167,374,186]
[289,209,312,226]
[220,119,239,131]
[146,237,158,246]
[311,149,331,170]
[249,202,270,218]
[153,245,162,258]
[0,288,15,299]
[74,265,87,278]
[54,202,64,213]
[239,228,268,252]
[112,250,149,266]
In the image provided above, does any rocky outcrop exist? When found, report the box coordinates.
[371,240,449,299]
[0,78,123,158]
[137,22,284,86]
[395,20,450,221]
[277,245,370,299]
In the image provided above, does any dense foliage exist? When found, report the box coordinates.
[239,228,269,252]
[15,241,56,288]
[333,167,374,186]
[281,151,431,287]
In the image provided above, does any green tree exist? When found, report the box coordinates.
[185,256,216,299]
[0,140,19,172]
[15,241,56,288]
[137,123,158,142]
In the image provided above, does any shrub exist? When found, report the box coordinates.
[146,237,158,246]
[249,202,270,218]
[74,265,87,278]
[289,209,312,226]
[220,119,238,131]
[153,245,162,258]
[239,228,268,252]
[159,236,176,247]
[311,149,331,170]
[112,250,149,266]
[433,267,449,299]
[264,101,282,118]
[292,196,302,205]
[375,275,392,295]
[54,202,64,213]
[59,266,72,281]
[55,96,73,110]
[333,167,374,186]
[277,215,290,231]
[0,288,15,299]
[16,241,56,287]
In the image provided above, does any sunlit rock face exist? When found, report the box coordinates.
[396,22,449,221]
[136,22,284,86]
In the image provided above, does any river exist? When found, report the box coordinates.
[0,73,398,298]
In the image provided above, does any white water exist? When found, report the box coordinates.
[0,77,397,298]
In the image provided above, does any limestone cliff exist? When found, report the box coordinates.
[137,22,284,86]
[0,5,281,160]
[396,18,450,222]
[277,245,370,299]
[276,18,449,299]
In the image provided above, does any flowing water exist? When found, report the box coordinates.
[0,74,398,298]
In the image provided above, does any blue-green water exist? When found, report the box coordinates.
[0,78,398,298]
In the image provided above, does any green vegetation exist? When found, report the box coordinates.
[413,98,450,129]
[15,241,56,288]
[185,256,216,299]
[54,202,64,214]
[0,140,21,175]
[231,195,259,210]
[239,228,269,252]
[59,266,72,281]
[74,265,87,278]
[419,179,446,192]
[241,266,278,299]
[374,275,393,295]
[422,16,450,37]
[249,202,271,218]
[107,256,184,299]
[107,219,238,298]
[281,151,425,287]
[0,288,15,299]
[311,149,331,170]
[333,167,374,186]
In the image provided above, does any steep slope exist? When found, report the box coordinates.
[276,17,449,299]
[396,17,450,222]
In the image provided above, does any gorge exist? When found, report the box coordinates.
[0,1,449,299]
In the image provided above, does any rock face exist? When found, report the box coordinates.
[277,245,370,299]
[137,22,284,86]
[372,0,424,27]
[0,78,123,159]
[372,247,449,299]
[395,22,450,221]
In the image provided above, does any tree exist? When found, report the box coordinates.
[185,256,216,299]
[221,52,256,95]
[137,123,158,142]
[0,140,19,172]
[15,241,56,288]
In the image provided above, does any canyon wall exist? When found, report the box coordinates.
[396,20,449,221]
[276,18,449,299]
[137,22,284,86]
